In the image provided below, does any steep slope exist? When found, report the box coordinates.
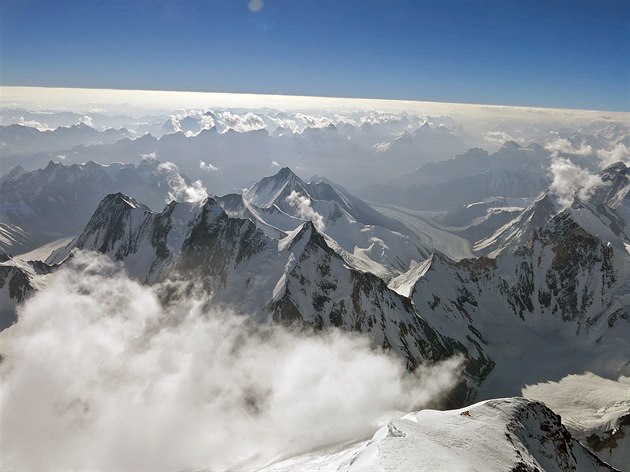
[46,193,486,392]
[0,158,194,254]
[0,249,56,329]
[475,192,558,257]
[261,397,614,472]
[240,168,429,280]
[390,206,630,401]
[523,372,630,471]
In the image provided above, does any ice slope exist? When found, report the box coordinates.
[261,397,613,472]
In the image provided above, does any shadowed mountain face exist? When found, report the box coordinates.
[0,159,193,254]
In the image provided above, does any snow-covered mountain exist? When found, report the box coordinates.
[236,167,429,280]
[357,142,551,210]
[45,193,486,399]
[0,249,57,330]
[41,181,630,410]
[0,158,194,254]
[389,203,630,402]
[262,397,614,472]
[474,192,558,257]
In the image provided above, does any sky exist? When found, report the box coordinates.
[0,0,629,112]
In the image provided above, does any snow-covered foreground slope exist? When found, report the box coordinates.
[261,397,614,472]
[523,373,630,471]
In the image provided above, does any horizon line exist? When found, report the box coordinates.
[2,85,628,116]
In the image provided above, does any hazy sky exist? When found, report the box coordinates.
[1,0,629,111]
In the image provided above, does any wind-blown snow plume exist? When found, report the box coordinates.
[285,190,325,231]
[158,161,208,202]
[549,155,605,208]
[0,253,463,471]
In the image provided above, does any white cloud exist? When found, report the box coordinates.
[17,116,51,131]
[78,115,93,127]
[596,143,630,168]
[484,130,523,147]
[217,111,266,133]
[199,160,218,173]
[549,155,605,208]
[0,253,463,470]
[285,190,325,232]
[544,138,594,156]
[271,160,280,167]
[158,161,208,203]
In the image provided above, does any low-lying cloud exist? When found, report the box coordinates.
[285,190,326,232]
[0,254,463,471]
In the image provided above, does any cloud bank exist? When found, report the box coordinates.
[0,254,463,471]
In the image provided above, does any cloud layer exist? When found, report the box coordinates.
[0,253,462,471]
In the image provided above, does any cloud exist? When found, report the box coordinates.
[16,116,51,131]
[271,160,280,167]
[78,115,93,127]
[484,130,523,147]
[544,138,594,156]
[549,155,605,208]
[199,160,218,173]
[158,161,208,202]
[596,143,630,168]
[217,111,266,133]
[248,0,264,12]
[285,190,325,231]
[0,253,463,470]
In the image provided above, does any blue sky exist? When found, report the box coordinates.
[1,0,628,111]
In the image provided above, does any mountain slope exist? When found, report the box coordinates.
[390,206,630,401]
[239,168,429,280]
[46,193,486,394]
[0,158,194,254]
[261,397,614,472]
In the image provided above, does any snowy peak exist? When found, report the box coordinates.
[244,167,307,208]
[475,192,558,257]
[263,397,613,472]
[592,161,630,208]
